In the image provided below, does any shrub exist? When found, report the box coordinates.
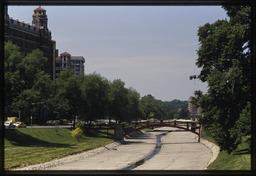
[71,127,83,142]
[230,102,251,150]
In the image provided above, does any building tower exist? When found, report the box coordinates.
[32,6,48,31]
[60,52,72,70]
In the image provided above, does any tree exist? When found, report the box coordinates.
[189,90,203,108]
[126,88,144,122]
[140,94,166,120]
[140,94,157,119]
[191,6,251,152]
[5,42,52,123]
[162,102,176,119]
[51,70,83,128]
[108,79,129,123]
[4,42,24,117]
[71,127,83,142]
[230,102,251,149]
[19,49,48,90]
[80,72,110,125]
[175,108,190,119]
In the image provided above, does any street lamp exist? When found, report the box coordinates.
[31,116,32,128]
[31,102,44,126]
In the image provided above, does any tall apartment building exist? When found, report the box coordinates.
[55,52,85,77]
[71,56,85,75]
[188,96,202,117]
[4,6,57,78]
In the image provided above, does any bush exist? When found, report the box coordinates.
[71,127,83,142]
[230,102,251,149]
[75,121,84,129]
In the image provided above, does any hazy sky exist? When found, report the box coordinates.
[8,6,228,101]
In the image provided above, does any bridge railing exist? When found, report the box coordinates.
[123,120,201,136]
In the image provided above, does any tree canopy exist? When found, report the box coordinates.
[5,41,189,127]
[191,6,251,153]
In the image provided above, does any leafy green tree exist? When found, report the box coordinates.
[175,108,190,119]
[189,90,203,109]
[140,94,157,119]
[191,6,251,152]
[153,100,166,120]
[5,42,52,123]
[140,94,167,120]
[4,42,24,117]
[108,79,129,123]
[230,102,251,149]
[126,88,144,122]
[162,102,176,119]
[51,70,83,128]
[80,72,109,125]
[12,89,41,122]
[162,100,188,120]
[168,99,188,110]
[19,49,48,90]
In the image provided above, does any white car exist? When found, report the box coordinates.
[4,122,16,128]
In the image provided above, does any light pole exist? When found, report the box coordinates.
[31,116,32,128]
[31,102,44,126]
[18,111,21,121]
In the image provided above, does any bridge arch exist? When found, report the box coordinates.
[124,123,200,137]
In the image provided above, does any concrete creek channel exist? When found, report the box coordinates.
[122,132,168,170]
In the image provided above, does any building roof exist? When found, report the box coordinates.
[60,52,71,56]
[34,6,46,12]
[56,57,61,61]
[71,56,85,61]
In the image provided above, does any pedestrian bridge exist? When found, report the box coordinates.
[87,119,202,142]
[123,119,201,142]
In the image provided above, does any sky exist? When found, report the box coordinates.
[8,5,228,101]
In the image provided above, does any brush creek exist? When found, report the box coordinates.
[17,127,213,170]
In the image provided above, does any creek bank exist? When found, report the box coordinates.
[198,137,220,167]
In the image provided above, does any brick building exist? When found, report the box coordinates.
[4,6,57,78]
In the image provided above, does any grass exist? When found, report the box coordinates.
[4,128,115,170]
[207,137,251,170]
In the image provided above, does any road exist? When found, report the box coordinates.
[39,127,212,170]
[26,125,72,128]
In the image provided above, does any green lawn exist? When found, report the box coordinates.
[207,137,251,170]
[4,128,115,170]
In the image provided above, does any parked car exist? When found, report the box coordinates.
[13,122,27,128]
[4,122,16,128]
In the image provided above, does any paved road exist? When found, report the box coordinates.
[40,127,212,170]
[26,125,72,128]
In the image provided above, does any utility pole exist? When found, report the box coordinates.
[31,116,32,128]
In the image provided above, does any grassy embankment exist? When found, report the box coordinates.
[4,128,115,170]
[205,135,251,170]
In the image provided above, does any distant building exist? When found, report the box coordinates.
[71,56,85,75]
[4,6,57,78]
[188,97,202,116]
[55,52,85,77]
